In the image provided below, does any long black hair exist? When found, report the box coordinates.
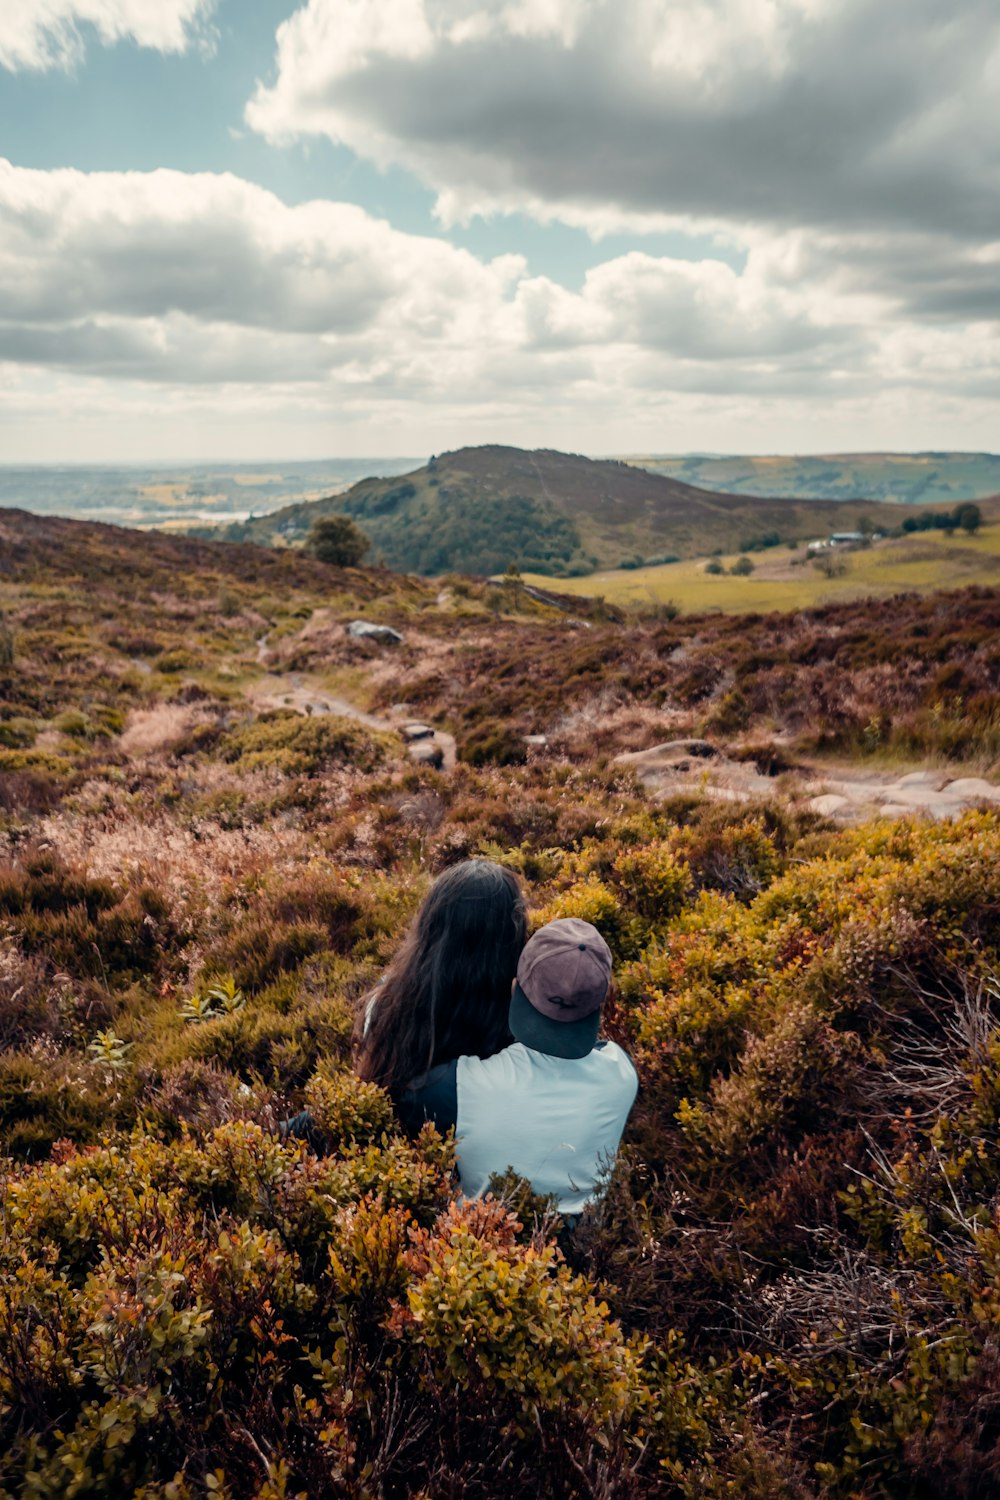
[357,859,527,1094]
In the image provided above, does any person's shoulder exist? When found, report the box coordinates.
[457,1044,511,1080]
[594,1040,639,1084]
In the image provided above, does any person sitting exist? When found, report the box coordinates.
[397,917,638,1216]
[283,858,527,1146]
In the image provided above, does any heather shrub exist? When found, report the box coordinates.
[219,710,389,775]
[303,1067,395,1149]
[0,716,37,748]
[611,840,692,922]
[459,723,529,767]
[0,1051,126,1158]
[403,1198,647,1425]
[5,512,1000,1494]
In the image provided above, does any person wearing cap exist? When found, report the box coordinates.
[397,917,638,1216]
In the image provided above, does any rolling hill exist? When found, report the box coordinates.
[628,450,1000,505]
[214,445,912,576]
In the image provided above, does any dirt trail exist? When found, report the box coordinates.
[247,665,457,771]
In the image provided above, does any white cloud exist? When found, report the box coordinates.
[0,158,997,460]
[0,0,217,72]
[247,0,1000,245]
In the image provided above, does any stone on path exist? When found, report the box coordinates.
[616,738,721,771]
[807,793,850,817]
[347,620,403,645]
[409,740,444,769]
[942,778,1000,803]
[401,722,435,742]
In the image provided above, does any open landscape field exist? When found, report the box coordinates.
[2,509,1000,1496]
[524,521,1000,614]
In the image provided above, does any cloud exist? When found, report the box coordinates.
[0,0,217,72]
[0,157,997,460]
[247,0,1000,246]
[0,157,845,384]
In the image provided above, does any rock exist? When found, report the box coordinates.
[941,777,1000,803]
[615,738,720,769]
[880,803,917,818]
[523,734,548,748]
[895,771,946,788]
[401,722,435,742]
[347,620,403,645]
[409,740,444,769]
[807,794,849,817]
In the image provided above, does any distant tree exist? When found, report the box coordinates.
[483,586,505,619]
[705,559,724,576]
[954,502,982,535]
[307,515,371,568]
[730,555,755,576]
[503,562,522,606]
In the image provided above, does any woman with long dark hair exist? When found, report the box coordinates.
[357,858,528,1095]
[282,858,527,1146]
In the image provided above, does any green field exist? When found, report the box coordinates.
[523,523,1000,613]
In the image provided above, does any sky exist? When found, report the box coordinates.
[0,0,998,463]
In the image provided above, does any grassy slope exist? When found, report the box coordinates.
[218,444,909,574]
[630,450,1000,504]
[524,519,1000,614]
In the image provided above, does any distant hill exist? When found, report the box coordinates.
[0,505,426,608]
[216,445,910,576]
[0,458,421,530]
[627,452,1000,506]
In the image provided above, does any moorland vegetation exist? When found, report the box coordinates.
[2,509,1000,1496]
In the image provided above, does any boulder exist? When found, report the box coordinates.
[615,738,720,770]
[807,793,850,817]
[409,740,444,769]
[347,620,403,645]
[401,722,435,742]
[942,777,1000,803]
[523,734,548,748]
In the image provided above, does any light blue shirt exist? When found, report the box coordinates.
[448,1041,638,1214]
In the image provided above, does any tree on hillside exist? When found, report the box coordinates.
[954,502,982,535]
[503,562,522,607]
[307,515,371,568]
[730,555,755,576]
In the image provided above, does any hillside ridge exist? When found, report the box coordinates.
[216,443,917,576]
